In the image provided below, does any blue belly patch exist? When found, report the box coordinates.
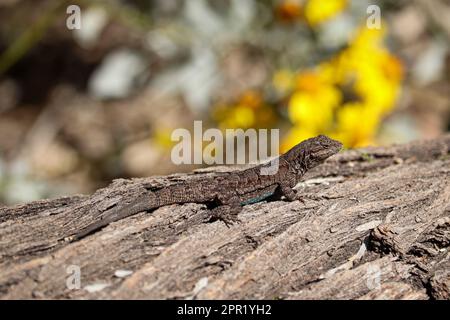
[240,192,274,206]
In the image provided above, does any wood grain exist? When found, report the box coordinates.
[1,135,449,299]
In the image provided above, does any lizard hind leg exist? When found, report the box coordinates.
[208,195,242,227]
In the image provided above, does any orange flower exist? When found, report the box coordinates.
[238,90,263,109]
[380,53,404,82]
[275,0,302,23]
[295,71,322,92]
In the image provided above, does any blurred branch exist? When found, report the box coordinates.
[82,0,154,31]
[0,0,68,75]
[0,0,154,75]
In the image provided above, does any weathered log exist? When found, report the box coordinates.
[0,135,449,299]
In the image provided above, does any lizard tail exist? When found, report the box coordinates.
[72,193,158,240]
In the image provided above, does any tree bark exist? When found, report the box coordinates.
[1,135,449,300]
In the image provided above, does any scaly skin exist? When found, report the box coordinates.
[73,135,342,240]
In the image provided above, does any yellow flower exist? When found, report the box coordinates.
[213,90,277,129]
[220,105,255,129]
[288,92,335,132]
[379,50,404,83]
[281,22,404,150]
[288,70,341,131]
[335,102,380,148]
[354,70,398,113]
[281,126,319,153]
[289,92,323,129]
[238,90,263,109]
[351,24,386,51]
[273,69,295,94]
[316,61,339,84]
[154,127,176,149]
[295,71,323,92]
[304,0,347,26]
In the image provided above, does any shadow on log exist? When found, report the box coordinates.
[0,135,449,299]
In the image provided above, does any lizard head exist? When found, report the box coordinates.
[286,135,342,173]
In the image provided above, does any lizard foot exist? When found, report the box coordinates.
[220,212,241,227]
[208,205,242,227]
[297,194,321,204]
[297,194,343,203]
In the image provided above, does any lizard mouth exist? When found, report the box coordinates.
[316,149,335,160]
[315,142,342,160]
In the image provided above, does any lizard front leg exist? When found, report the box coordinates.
[279,183,329,203]
[279,183,299,201]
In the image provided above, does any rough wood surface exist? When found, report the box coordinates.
[0,135,449,300]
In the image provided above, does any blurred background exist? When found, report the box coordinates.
[0,0,448,205]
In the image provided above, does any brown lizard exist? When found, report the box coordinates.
[73,135,342,240]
